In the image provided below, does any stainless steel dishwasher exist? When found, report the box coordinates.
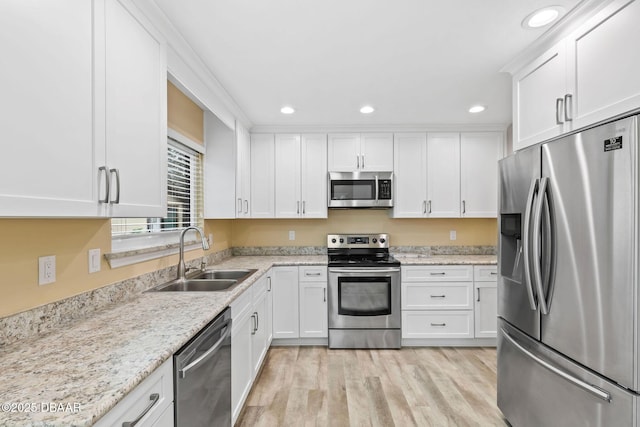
[174,307,231,426]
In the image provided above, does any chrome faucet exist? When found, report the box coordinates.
[177,226,210,280]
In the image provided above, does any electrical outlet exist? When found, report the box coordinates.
[288,230,295,241]
[449,230,457,241]
[38,255,56,285]
[88,249,101,274]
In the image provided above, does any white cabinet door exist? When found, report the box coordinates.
[0,0,100,217]
[427,133,460,217]
[299,282,328,338]
[300,134,328,218]
[513,41,569,151]
[275,134,302,218]
[460,132,502,218]
[272,267,300,339]
[360,133,394,171]
[392,133,427,218]
[231,308,252,424]
[236,124,251,218]
[568,0,640,129]
[251,286,268,377]
[475,284,498,338]
[250,134,275,218]
[104,0,166,217]
[327,134,360,171]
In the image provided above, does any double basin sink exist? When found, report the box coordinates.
[149,269,258,292]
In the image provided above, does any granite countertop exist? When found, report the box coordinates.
[0,253,495,426]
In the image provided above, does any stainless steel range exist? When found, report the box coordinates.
[327,233,401,349]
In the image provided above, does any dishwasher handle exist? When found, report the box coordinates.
[178,320,231,379]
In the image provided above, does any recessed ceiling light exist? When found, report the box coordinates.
[469,105,486,113]
[280,106,295,114]
[522,6,564,29]
[360,106,375,114]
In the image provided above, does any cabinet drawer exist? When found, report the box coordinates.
[231,287,252,322]
[252,275,268,298]
[474,265,498,282]
[402,265,473,282]
[402,282,472,310]
[95,358,173,427]
[402,311,473,339]
[299,266,327,282]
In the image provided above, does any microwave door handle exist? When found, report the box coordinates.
[523,178,539,311]
[375,175,379,203]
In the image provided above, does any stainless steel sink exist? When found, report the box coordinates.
[147,269,257,292]
[191,269,256,280]
[153,279,239,292]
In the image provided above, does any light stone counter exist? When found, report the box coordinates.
[0,255,325,427]
[0,253,494,426]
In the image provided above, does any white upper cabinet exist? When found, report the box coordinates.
[0,0,99,217]
[0,0,166,217]
[328,133,393,172]
[250,134,275,218]
[393,132,502,218]
[427,133,461,217]
[103,0,167,217]
[512,0,640,150]
[460,133,503,218]
[236,124,251,218]
[275,134,327,218]
[567,0,640,130]
[512,41,569,151]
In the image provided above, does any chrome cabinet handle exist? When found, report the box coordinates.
[297,201,300,214]
[306,272,322,276]
[556,98,564,125]
[477,288,481,302]
[255,311,259,332]
[362,155,365,169]
[462,200,466,214]
[523,178,540,311]
[422,200,427,214]
[302,201,306,214]
[356,155,360,169]
[251,313,256,335]
[244,200,248,214]
[122,393,160,427]
[428,200,432,214]
[98,166,110,203]
[430,272,446,276]
[532,177,550,315]
[179,323,230,379]
[237,198,242,214]
[109,168,120,204]
[564,94,573,122]
[431,323,446,327]
[430,295,446,298]
[323,288,326,302]
[267,276,272,292]
[502,329,611,402]
[490,271,497,276]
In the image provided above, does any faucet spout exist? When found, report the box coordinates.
[177,226,209,280]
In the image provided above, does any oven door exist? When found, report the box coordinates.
[328,268,401,329]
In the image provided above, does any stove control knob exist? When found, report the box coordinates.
[331,238,337,244]
[379,238,386,244]
[372,238,378,243]
[339,238,344,243]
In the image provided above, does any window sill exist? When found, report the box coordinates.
[105,240,202,269]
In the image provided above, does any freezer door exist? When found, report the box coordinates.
[498,146,541,339]
[540,115,637,390]
[498,319,635,427]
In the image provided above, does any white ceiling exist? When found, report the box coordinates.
[153,0,580,128]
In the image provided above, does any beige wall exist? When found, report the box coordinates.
[167,81,204,144]
[232,210,497,247]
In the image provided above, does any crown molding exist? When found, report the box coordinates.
[250,122,510,134]
[501,0,615,75]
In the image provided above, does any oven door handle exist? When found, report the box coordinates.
[329,268,401,274]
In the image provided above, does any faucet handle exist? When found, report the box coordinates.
[199,260,207,271]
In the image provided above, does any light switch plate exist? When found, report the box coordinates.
[449,230,457,241]
[89,249,101,274]
[38,255,56,285]
[288,230,295,241]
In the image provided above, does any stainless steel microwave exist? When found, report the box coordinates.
[328,172,393,208]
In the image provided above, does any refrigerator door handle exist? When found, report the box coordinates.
[501,328,612,402]
[532,177,550,315]
[522,178,539,311]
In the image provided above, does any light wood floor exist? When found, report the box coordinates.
[236,346,509,427]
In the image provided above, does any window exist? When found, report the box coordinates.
[111,137,203,251]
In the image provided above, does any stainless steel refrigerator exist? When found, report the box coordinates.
[497,114,639,426]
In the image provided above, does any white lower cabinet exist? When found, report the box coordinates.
[95,358,173,427]
[231,274,271,425]
[298,266,328,338]
[474,265,498,338]
[271,266,300,339]
[401,264,497,342]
